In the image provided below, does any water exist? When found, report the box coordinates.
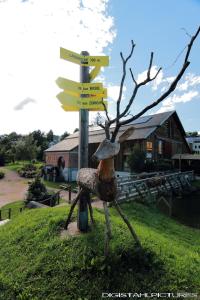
[172,191,200,229]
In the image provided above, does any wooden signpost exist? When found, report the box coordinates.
[56,47,109,232]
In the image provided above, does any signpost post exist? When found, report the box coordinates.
[77,51,90,232]
[56,46,109,232]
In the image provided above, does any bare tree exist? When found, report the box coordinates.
[100,26,200,142]
[65,27,200,255]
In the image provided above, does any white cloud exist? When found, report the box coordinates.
[0,0,116,134]
[156,91,199,113]
[147,69,200,113]
[108,85,126,102]
[136,65,163,88]
[14,97,37,110]
[177,73,200,91]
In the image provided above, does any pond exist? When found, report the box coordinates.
[172,191,200,229]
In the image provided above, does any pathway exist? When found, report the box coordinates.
[0,166,103,209]
[0,167,29,208]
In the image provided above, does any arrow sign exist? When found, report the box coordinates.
[60,47,109,66]
[62,88,107,99]
[56,77,104,94]
[61,101,107,111]
[57,92,107,107]
[89,66,101,81]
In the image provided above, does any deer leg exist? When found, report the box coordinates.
[77,189,89,232]
[64,190,82,230]
[103,201,112,256]
[113,199,142,249]
[87,194,95,225]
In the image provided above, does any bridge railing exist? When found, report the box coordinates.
[116,170,194,203]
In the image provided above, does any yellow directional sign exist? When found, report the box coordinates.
[57,92,107,107]
[56,77,104,94]
[62,88,107,99]
[60,47,109,66]
[61,101,107,111]
[89,66,101,81]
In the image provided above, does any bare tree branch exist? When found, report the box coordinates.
[116,40,136,121]
[147,52,154,79]
[129,68,137,85]
[101,98,110,123]
[109,26,200,142]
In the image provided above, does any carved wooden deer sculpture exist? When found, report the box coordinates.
[64,26,200,255]
[64,126,142,254]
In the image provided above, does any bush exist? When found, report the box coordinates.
[26,176,58,206]
[127,146,146,173]
[26,176,48,203]
[156,159,173,171]
[18,163,38,178]
[143,160,156,172]
[0,171,5,179]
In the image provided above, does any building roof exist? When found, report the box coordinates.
[45,110,182,152]
[186,136,200,143]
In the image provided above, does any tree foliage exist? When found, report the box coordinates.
[15,135,40,161]
[186,131,199,137]
[60,131,70,141]
[127,146,146,173]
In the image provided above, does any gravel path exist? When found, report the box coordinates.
[0,167,29,208]
[0,167,103,209]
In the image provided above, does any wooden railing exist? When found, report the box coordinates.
[117,171,194,203]
[0,206,25,221]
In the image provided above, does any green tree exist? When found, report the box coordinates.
[60,131,70,141]
[186,131,199,137]
[31,130,48,160]
[15,135,40,161]
[0,132,21,164]
[47,130,54,142]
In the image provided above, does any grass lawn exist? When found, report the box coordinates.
[5,161,44,172]
[0,201,199,300]
[0,201,25,220]
[42,179,78,191]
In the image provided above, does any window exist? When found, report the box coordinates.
[146,141,153,151]
[158,140,163,154]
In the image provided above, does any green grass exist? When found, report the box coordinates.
[192,179,200,189]
[42,179,78,191]
[5,161,44,172]
[0,202,200,300]
[0,201,25,220]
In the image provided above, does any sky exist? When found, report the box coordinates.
[0,0,199,135]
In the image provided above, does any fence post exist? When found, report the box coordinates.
[0,210,2,221]
[8,208,11,219]
[69,186,71,204]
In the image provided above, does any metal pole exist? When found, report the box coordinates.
[78,51,89,169]
[77,51,89,232]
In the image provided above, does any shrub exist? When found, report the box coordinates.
[18,163,38,178]
[0,171,5,179]
[143,160,156,172]
[26,176,48,203]
[26,176,58,206]
[156,159,173,171]
[127,146,146,173]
